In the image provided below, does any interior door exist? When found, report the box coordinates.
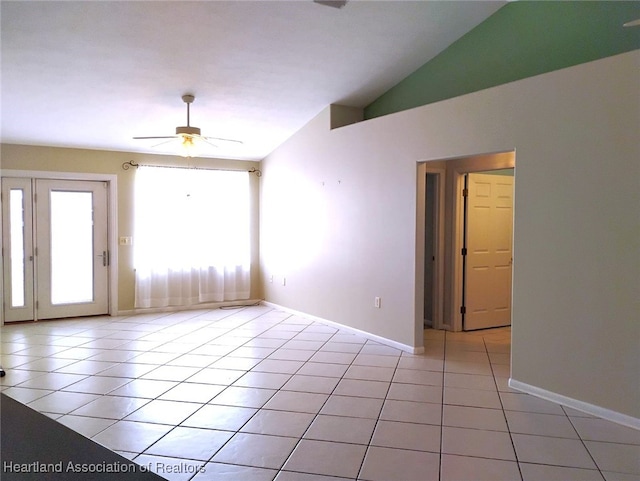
[463,172,514,330]
[2,178,109,322]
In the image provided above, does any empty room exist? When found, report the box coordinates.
[1,1,639,480]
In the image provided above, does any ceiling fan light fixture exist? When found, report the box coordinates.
[179,135,200,158]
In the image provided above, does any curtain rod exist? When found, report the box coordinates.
[122,160,261,177]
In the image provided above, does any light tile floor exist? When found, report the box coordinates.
[1,305,639,481]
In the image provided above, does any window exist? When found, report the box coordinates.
[134,166,250,308]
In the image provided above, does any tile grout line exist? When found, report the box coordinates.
[353,343,402,481]
[42,308,269,471]
[135,308,300,478]
[563,407,608,480]
[484,334,524,481]
[437,330,447,481]
[123,307,274,480]
[148,309,359,480]
[275,320,369,480]
[201,310,314,478]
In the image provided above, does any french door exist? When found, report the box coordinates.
[2,178,109,322]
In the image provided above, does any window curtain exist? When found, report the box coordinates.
[134,166,250,308]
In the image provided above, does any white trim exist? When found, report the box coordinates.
[1,169,119,318]
[415,163,447,337]
[509,378,640,430]
[431,168,446,330]
[452,169,465,332]
[1,169,116,182]
[262,301,424,354]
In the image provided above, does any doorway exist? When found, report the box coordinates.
[423,171,446,329]
[2,177,110,322]
[416,151,515,336]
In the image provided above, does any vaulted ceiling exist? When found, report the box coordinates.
[1,1,505,160]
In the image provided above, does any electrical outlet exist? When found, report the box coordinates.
[269,275,273,283]
[374,297,381,308]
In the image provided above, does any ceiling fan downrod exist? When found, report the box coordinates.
[177,94,200,136]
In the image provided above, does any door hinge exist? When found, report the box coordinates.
[98,250,109,267]
[461,247,467,256]
[460,306,466,315]
[462,188,468,197]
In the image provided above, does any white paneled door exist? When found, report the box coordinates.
[2,178,109,322]
[463,173,514,331]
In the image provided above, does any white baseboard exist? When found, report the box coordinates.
[116,299,264,317]
[262,301,424,354]
[509,378,640,430]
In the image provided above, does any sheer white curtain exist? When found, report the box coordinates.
[134,166,250,308]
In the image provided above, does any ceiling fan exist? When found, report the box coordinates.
[133,94,242,157]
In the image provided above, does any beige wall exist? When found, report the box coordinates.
[0,145,262,312]
[260,51,640,419]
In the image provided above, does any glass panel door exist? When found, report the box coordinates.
[1,178,109,322]
[35,180,109,320]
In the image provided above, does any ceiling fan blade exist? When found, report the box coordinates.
[202,136,243,145]
[151,139,178,148]
[198,137,219,149]
[132,135,179,140]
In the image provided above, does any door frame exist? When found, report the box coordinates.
[1,170,118,324]
[415,151,515,336]
[416,163,446,333]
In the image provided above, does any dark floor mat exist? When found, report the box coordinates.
[0,393,165,480]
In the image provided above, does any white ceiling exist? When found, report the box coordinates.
[1,1,505,161]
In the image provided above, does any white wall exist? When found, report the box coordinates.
[260,51,640,420]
